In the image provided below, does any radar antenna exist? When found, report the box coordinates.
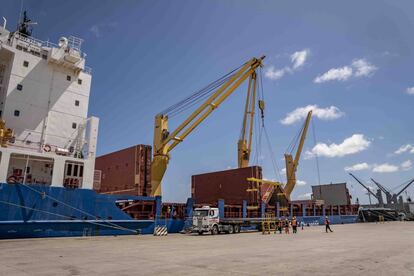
[17,11,37,37]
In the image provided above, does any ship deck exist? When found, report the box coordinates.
[0,221,413,275]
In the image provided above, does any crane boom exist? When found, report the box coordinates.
[349,173,379,199]
[238,72,257,168]
[283,110,312,199]
[370,178,390,194]
[151,56,266,197]
[396,178,414,197]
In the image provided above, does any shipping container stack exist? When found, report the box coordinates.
[135,145,152,196]
[95,144,152,197]
[191,166,263,205]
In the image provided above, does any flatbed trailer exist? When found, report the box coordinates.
[192,206,272,235]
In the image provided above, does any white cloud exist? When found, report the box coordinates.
[314,58,377,83]
[265,49,309,81]
[344,162,371,172]
[90,25,101,38]
[352,59,377,77]
[291,49,310,69]
[89,22,118,38]
[401,160,412,171]
[281,105,344,125]
[395,144,414,154]
[346,161,410,173]
[314,66,353,83]
[306,134,371,158]
[297,180,307,186]
[406,87,414,95]
[297,192,312,199]
[265,66,287,80]
[372,163,399,173]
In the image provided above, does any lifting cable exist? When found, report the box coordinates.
[159,62,246,118]
[17,183,137,233]
[252,68,282,182]
[285,119,305,155]
[0,200,138,233]
[312,121,321,185]
[390,177,414,193]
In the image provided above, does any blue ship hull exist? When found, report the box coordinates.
[0,183,357,239]
[0,183,184,239]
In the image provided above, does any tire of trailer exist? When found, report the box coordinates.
[233,224,240,233]
[211,225,219,235]
[227,225,234,234]
[198,231,203,235]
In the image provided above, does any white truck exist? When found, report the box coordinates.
[192,206,243,235]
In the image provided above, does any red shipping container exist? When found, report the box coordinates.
[192,166,263,205]
[95,144,152,196]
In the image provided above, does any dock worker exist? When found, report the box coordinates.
[277,220,282,234]
[324,216,333,233]
[291,216,298,234]
[284,218,290,234]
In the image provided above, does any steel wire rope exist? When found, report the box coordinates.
[167,75,235,118]
[160,63,245,116]
[0,200,138,233]
[17,183,137,232]
[161,72,234,115]
[263,125,282,182]
[312,121,321,185]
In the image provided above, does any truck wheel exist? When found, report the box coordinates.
[227,225,234,234]
[211,225,219,235]
[234,224,240,233]
[198,231,203,235]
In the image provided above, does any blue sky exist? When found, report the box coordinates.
[2,0,414,203]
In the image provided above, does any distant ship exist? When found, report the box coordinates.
[0,12,184,238]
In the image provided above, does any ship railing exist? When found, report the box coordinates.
[83,66,92,75]
[11,32,58,49]
[9,32,93,75]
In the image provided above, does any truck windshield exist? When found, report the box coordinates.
[193,210,208,217]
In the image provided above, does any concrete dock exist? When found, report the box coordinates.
[1,222,413,275]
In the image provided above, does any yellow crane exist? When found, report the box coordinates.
[283,110,312,200]
[238,71,265,168]
[151,56,265,197]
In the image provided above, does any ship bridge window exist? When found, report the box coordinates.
[67,75,71,81]
[17,84,23,91]
[72,122,77,129]
[75,100,79,106]
[7,154,53,186]
[14,110,20,117]
[64,161,84,189]
[23,61,29,67]
[78,79,82,85]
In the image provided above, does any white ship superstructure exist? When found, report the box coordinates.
[0,16,98,189]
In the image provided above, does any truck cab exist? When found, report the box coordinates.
[192,206,240,235]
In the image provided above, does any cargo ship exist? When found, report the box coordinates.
[0,13,190,238]
[0,13,359,239]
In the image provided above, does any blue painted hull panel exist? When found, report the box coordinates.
[0,183,184,239]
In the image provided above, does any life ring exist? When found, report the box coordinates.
[43,144,51,152]
[7,175,17,184]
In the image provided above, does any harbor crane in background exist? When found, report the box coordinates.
[371,178,393,204]
[151,56,265,197]
[371,178,414,204]
[283,111,312,200]
[349,173,383,205]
